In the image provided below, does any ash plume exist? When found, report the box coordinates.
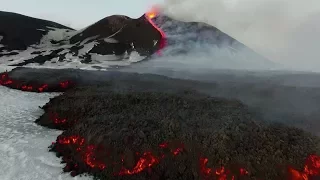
[155,0,320,72]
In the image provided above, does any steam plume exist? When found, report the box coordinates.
[156,0,320,72]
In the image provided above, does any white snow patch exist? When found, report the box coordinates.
[79,36,99,46]
[0,69,92,180]
[78,41,97,56]
[90,53,120,62]
[127,51,145,63]
[57,49,70,55]
[37,28,71,48]
[0,47,39,66]
[104,38,118,43]
[0,36,3,48]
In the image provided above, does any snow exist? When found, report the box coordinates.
[0,25,145,69]
[78,41,97,56]
[128,51,146,63]
[0,67,92,180]
[90,53,120,61]
[37,28,74,48]
[0,47,39,66]
[0,36,4,48]
[104,38,118,43]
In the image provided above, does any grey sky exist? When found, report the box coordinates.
[1,0,162,29]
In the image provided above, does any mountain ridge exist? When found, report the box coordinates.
[0,10,276,70]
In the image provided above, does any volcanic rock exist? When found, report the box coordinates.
[0,11,73,51]
[3,67,320,137]
[0,11,164,67]
[40,86,320,180]
[70,15,163,56]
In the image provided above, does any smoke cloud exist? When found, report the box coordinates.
[155,0,320,72]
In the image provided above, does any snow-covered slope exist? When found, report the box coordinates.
[0,11,164,70]
[0,66,91,180]
[0,10,276,71]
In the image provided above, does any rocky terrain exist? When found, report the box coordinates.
[0,67,319,179]
[0,10,274,70]
[0,8,319,180]
[41,87,320,180]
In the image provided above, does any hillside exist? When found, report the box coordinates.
[0,11,73,51]
[0,10,275,70]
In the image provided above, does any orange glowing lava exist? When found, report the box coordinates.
[55,135,184,176]
[119,152,159,175]
[144,6,166,54]
[49,112,77,129]
[145,7,158,19]
[53,133,320,179]
[199,158,249,180]
[288,154,320,180]
[0,72,74,92]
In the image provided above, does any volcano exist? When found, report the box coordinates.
[2,9,318,180]
[0,9,274,69]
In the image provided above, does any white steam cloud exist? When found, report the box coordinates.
[156,0,320,72]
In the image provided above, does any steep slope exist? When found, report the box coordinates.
[145,14,276,70]
[0,11,164,68]
[0,10,275,70]
[0,11,74,51]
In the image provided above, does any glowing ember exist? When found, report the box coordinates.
[0,72,74,92]
[199,158,249,179]
[49,112,77,128]
[145,7,157,19]
[288,154,320,180]
[119,152,159,175]
[144,6,167,54]
[53,134,320,179]
[54,135,184,176]
[59,80,72,89]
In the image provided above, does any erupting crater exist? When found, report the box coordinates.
[144,6,167,54]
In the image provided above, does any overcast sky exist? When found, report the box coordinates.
[2,0,320,71]
[1,0,162,29]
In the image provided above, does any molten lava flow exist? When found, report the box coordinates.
[54,135,185,176]
[0,72,74,92]
[119,152,159,175]
[288,154,320,180]
[199,158,249,180]
[53,134,320,179]
[145,6,167,54]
